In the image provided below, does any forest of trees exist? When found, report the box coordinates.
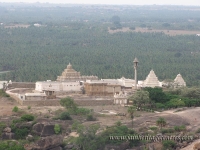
[0,3,200,86]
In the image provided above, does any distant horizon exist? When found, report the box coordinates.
[0,0,200,6]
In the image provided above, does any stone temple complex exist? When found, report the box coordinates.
[4,59,187,106]
[35,62,186,97]
[57,63,98,82]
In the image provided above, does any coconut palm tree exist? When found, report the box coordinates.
[156,117,166,129]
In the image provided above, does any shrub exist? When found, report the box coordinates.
[115,121,122,126]
[196,128,200,133]
[0,122,6,136]
[155,103,165,109]
[54,124,61,134]
[0,141,25,150]
[149,126,158,131]
[162,140,176,150]
[74,108,91,115]
[12,106,19,112]
[156,117,166,129]
[161,128,175,134]
[86,114,96,121]
[21,114,34,121]
[174,125,186,132]
[15,128,29,139]
[0,89,10,97]
[59,111,72,120]
[27,106,31,109]
[71,121,83,132]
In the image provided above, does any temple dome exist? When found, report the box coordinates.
[57,63,98,82]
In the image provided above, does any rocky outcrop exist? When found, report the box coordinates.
[49,147,63,150]
[25,135,63,150]
[2,132,15,140]
[32,122,55,137]
[2,127,15,140]
[193,142,200,150]
[3,127,11,133]
[16,121,33,129]
[104,142,129,150]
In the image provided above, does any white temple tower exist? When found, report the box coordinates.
[174,74,186,87]
[143,70,161,87]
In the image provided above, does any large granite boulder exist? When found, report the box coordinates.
[26,135,63,150]
[3,127,11,133]
[193,142,200,150]
[16,121,33,129]
[2,132,15,140]
[2,127,15,140]
[104,142,129,150]
[49,147,63,150]
[32,122,55,137]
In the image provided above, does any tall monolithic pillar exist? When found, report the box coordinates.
[133,58,139,89]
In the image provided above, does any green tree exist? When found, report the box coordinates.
[12,106,19,112]
[54,124,61,134]
[156,117,166,129]
[59,111,72,120]
[144,87,169,103]
[166,98,185,108]
[75,124,100,150]
[111,15,122,29]
[60,97,77,112]
[129,90,150,109]
[128,106,136,128]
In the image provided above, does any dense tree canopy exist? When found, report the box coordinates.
[0,4,200,86]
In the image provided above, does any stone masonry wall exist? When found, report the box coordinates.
[21,99,113,106]
[8,82,35,89]
[10,95,113,106]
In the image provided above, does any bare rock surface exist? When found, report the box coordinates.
[3,127,11,133]
[26,135,63,150]
[180,139,200,150]
[2,132,15,140]
[32,122,55,137]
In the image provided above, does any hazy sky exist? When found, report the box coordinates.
[0,0,200,6]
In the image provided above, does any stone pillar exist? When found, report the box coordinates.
[133,58,139,89]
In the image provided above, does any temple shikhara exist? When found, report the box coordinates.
[35,63,98,93]
[57,63,98,82]
[174,73,186,88]
[142,70,162,88]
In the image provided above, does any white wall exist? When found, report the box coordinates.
[62,82,82,92]
[0,81,7,89]
[35,82,60,92]
[35,81,82,92]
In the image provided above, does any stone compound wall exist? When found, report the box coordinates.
[75,99,113,106]
[9,93,113,106]
[21,99,113,106]
[8,82,35,89]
